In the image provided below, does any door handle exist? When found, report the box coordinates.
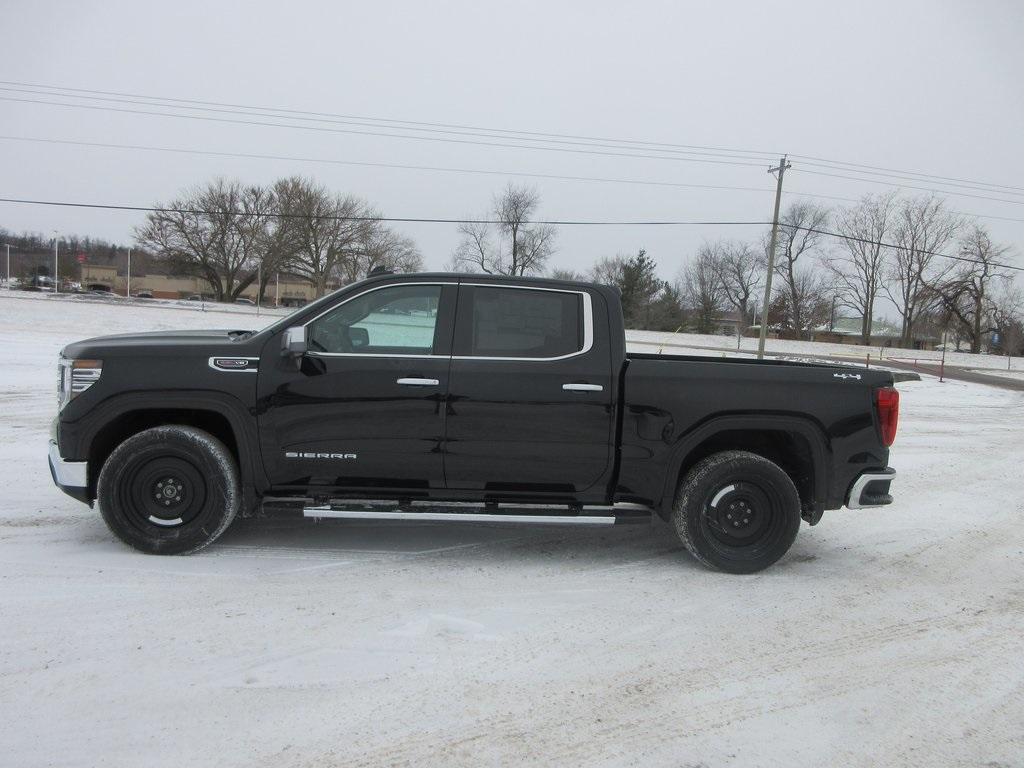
[397,377,440,386]
[562,383,603,392]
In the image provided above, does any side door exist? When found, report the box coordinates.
[444,283,615,499]
[257,281,456,494]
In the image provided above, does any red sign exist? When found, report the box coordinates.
[76,252,86,264]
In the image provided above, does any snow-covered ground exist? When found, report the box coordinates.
[1,293,1022,767]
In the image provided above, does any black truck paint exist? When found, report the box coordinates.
[49,273,898,570]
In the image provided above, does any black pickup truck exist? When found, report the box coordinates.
[49,272,899,573]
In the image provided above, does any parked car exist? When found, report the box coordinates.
[234,298,255,305]
[185,294,203,301]
[134,291,154,300]
[48,273,899,572]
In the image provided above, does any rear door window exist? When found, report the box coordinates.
[454,286,583,359]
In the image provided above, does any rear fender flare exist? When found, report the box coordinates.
[658,414,831,518]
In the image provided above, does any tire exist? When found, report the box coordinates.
[97,425,240,555]
[672,450,801,574]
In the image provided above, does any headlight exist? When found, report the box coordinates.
[58,357,102,409]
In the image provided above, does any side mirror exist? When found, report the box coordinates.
[282,326,307,357]
[346,326,369,349]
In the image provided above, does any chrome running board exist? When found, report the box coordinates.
[289,500,652,526]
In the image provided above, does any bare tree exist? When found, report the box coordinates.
[714,240,763,330]
[683,244,727,334]
[771,202,831,338]
[588,254,628,287]
[331,215,423,284]
[929,224,1013,353]
[548,268,585,281]
[770,268,831,337]
[136,178,265,302]
[450,184,555,275]
[275,177,372,297]
[991,285,1024,357]
[241,184,294,304]
[451,220,492,273]
[884,196,961,347]
[826,191,897,344]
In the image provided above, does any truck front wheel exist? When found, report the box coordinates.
[97,425,240,555]
[672,450,801,574]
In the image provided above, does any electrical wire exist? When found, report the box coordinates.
[789,168,1024,207]
[0,196,772,226]
[790,225,1023,273]
[0,135,775,196]
[0,194,1018,272]
[0,96,769,169]
[0,86,778,165]
[7,80,1021,197]
[789,154,1024,195]
[4,134,1019,223]
[0,79,782,159]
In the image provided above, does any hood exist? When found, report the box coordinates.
[62,328,256,358]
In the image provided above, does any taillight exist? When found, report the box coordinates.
[875,387,899,447]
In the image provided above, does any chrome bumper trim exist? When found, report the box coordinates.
[846,468,895,509]
[48,440,87,488]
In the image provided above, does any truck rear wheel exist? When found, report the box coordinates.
[672,450,801,574]
[97,425,240,555]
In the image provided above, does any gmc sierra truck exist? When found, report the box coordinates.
[48,272,899,573]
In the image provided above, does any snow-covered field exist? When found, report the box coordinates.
[627,328,1024,371]
[1,292,1022,767]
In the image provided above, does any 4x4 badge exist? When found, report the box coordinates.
[833,373,862,380]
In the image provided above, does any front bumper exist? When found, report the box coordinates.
[48,440,91,504]
[846,467,896,509]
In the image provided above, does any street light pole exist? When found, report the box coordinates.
[256,259,262,317]
[53,233,59,294]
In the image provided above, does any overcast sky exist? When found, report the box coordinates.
[2,0,1022,292]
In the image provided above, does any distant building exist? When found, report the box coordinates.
[809,316,939,350]
[78,263,327,306]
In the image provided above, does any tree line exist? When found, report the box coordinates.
[447,184,1021,355]
[3,178,1021,355]
[136,177,423,302]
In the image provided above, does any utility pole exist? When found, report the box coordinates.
[275,272,280,307]
[126,248,132,299]
[3,244,9,285]
[757,155,791,360]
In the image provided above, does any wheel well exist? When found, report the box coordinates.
[675,429,817,513]
[88,409,240,496]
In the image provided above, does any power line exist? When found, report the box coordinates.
[0,96,769,169]
[791,224,1023,273]
[4,134,1021,224]
[0,196,772,227]
[1,194,1018,273]
[0,135,775,196]
[7,80,1021,198]
[795,158,1024,198]
[790,154,1024,195]
[0,86,778,165]
[0,79,782,159]
[790,168,1024,207]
